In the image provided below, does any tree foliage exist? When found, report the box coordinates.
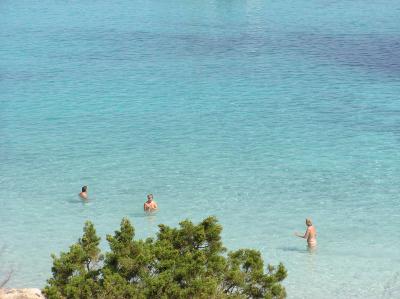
[43,217,287,299]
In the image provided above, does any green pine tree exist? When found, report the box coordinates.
[43,217,287,299]
[43,221,103,299]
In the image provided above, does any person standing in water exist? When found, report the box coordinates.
[295,218,317,247]
[144,194,158,212]
[79,186,88,200]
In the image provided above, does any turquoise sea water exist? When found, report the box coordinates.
[1,0,400,297]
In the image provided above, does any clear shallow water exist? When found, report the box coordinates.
[1,0,400,297]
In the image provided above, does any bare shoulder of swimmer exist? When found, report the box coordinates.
[79,185,88,199]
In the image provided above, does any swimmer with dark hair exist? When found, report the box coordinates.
[144,194,158,212]
[79,186,88,200]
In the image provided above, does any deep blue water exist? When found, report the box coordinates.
[1,0,400,298]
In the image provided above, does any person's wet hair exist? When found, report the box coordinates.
[82,186,87,192]
[306,218,312,226]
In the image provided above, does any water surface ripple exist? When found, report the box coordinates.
[1,0,400,298]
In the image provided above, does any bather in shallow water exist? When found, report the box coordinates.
[295,218,317,248]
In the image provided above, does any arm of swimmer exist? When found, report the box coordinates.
[295,228,309,239]
[303,228,310,239]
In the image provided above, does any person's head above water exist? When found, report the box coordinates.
[144,193,157,211]
[79,185,89,200]
[306,218,312,227]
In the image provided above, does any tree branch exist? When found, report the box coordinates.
[0,269,13,288]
